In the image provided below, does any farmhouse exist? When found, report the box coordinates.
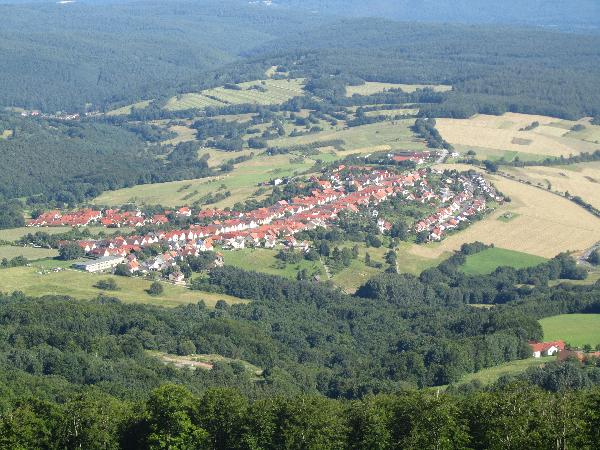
[73,255,125,273]
[529,340,565,358]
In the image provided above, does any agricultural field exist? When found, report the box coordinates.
[163,125,198,145]
[453,356,555,388]
[365,107,419,117]
[437,113,599,160]
[222,248,325,280]
[345,82,451,96]
[460,247,546,275]
[164,79,305,111]
[0,265,246,308]
[0,245,58,260]
[502,162,600,210]
[272,119,427,154]
[409,166,600,258]
[540,314,600,347]
[93,153,315,207]
[564,119,600,144]
[0,226,73,242]
[106,100,151,116]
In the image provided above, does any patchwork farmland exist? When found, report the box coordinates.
[437,113,599,160]
[164,78,305,111]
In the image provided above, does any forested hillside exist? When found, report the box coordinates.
[253,19,600,119]
[0,0,326,111]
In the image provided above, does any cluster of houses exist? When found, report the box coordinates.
[34,165,499,281]
[27,209,170,228]
[414,173,503,241]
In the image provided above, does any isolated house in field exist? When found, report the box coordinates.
[529,340,565,358]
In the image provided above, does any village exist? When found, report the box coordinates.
[25,164,503,282]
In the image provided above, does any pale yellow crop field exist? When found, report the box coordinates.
[437,113,598,159]
[503,163,600,210]
[410,168,600,259]
[346,82,451,97]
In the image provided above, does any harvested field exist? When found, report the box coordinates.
[346,82,451,96]
[409,167,600,258]
[503,163,600,210]
[437,113,598,159]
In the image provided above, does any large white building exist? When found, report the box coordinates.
[73,256,125,273]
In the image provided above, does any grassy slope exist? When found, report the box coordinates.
[222,248,325,279]
[0,245,58,260]
[93,153,314,207]
[540,314,600,347]
[455,356,555,387]
[460,247,547,275]
[0,265,246,308]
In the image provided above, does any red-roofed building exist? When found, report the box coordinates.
[529,340,565,358]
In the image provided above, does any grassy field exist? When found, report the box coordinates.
[0,130,13,139]
[0,245,58,260]
[409,166,600,259]
[437,113,598,159]
[272,119,427,154]
[164,79,305,111]
[93,153,315,207]
[222,248,325,279]
[0,265,246,308]
[460,247,547,275]
[0,226,73,242]
[346,82,451,96]
[540,314,600,347]
[106,100,151,116]
[502,163,600,210]
[564,119,600,144]
[455,357,555,387]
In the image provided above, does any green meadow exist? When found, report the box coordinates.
[461,247,547,275]
[540,314,600,347]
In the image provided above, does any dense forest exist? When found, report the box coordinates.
[0,0,327,111]
[0,247,599,446]
[255,19,600,119]
[1,0,600,119]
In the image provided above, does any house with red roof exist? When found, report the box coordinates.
[529,340,565,358]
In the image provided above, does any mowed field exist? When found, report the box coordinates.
[345,82,451,96]
[540,314,600,347]
[0,245,58,260]
[0,265,246,308]
[454,356,555,387]
[272,119,427,154]
[460,247,547,275]
[437,113,599,160]
[223,248,325,280]
[409,166,600,259]
[164,79,305,111]
[502,162,600,210]
[93,153,315,207]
